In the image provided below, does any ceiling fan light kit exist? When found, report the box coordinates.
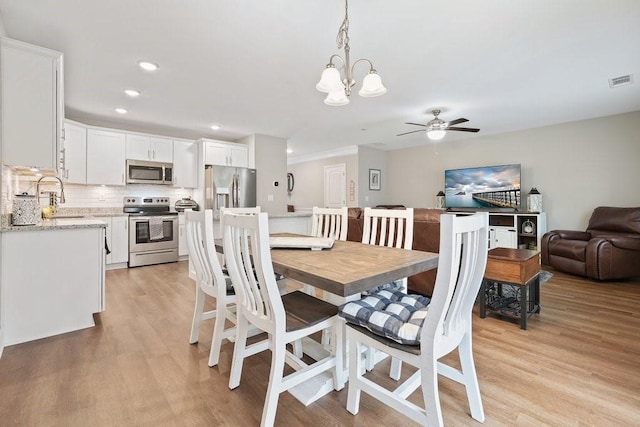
[316,0,386,106]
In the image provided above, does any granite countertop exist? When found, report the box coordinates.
[1,217,108,233]
[268,212,312,218]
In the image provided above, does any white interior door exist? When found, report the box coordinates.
[324,163,346,208]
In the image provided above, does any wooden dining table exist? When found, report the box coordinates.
[269,238,439,298]
[215,234,439,405]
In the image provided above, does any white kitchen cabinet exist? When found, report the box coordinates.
[0,37,63,170]
[1,226,105,346]
[87,129,126,186]
[61,121,87,184]
[173,139,198,188]
[178,212,188,257]
[97,216,129,267]
[489,226,517,249]
[126,134,173,162]
[202,139,248,167]
[110,216,129,265]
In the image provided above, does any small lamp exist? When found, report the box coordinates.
[527,187,543,213]
[435,191,446,209]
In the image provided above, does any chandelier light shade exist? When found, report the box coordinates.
[316,0,386,106]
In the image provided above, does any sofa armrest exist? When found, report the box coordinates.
[545,230,591,241]
[606,235,640,251]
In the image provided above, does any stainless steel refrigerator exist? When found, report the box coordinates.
[204,165,257,214]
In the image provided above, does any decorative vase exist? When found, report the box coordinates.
[527,188,542,213]
[435,191,445,209]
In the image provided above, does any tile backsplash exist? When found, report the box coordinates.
[2,166,193,213]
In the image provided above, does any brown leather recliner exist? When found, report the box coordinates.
[541,207,640,280]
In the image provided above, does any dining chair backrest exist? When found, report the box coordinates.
[362,207,414,249]
[185,209,227,299]
[222,212,284,333]
[423,212,489,355]
[220,206,261,236]
[311,206,348,241]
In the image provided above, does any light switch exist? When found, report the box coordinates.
[268,194,274,201]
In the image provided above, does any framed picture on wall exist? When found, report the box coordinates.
[369,169,381,191]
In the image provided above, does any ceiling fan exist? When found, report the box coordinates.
[397,109,480,140]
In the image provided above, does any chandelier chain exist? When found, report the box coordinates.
[336,0,350,50]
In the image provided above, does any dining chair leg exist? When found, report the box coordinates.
[390,357,402,381]
[229,315,250,390]
[421,349,443,427]
[333,319,345,390]
[208,301,228,367]
[189,288,206,344]
[292,339,303,359]
[459,332,485,422]
[262,336,287,427]
[346,334,363,415]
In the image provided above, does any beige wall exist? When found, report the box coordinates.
[287,154,358,210]
[386,111,640,230]
[357,146,387,207]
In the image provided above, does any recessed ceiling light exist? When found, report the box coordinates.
[137,60,159,71]
[115,108,128,114]
[211,124,221,130]
[124,89,141,97]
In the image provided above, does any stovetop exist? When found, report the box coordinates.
[123,196,178,216]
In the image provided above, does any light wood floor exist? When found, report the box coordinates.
[1,261,639,426]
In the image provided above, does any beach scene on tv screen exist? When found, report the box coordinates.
[445,164,521,209]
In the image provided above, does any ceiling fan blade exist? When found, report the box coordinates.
[397,129,427,136]
[404,122,428,127]
[447,118,469,126]
[447,127,480,133]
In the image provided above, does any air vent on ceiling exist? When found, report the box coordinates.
[609,74,633,88]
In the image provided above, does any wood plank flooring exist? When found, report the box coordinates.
[1,261,639,426]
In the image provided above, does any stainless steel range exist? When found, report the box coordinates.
[124,196,179,267]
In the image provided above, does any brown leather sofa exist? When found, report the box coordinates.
[346,207,443,296]
[541,206,640,280]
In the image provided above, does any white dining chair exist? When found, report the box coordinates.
[361,207,414,292]
[222,212,344,427]
[311,206,348,241]
[361,207,414,372]
[186,209,237,367]
[342,212,489,427]
[305,206,349,301]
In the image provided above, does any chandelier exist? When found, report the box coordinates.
[316,0,386,106]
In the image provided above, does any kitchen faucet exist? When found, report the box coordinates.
[36,176,66,206]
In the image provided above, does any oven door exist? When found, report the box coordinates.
[129,215,178,253]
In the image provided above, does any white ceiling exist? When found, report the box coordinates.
[1,0,639,158]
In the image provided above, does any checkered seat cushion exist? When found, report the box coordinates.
[338,290,431,345]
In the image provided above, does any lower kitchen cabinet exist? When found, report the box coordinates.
[178,212,188,257]
[97,216,129,268]
[1,226,105,347]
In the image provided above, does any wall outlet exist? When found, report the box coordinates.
[98,191,106,202]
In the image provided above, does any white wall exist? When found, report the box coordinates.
[241,134,288,215]
[386,111,640,230]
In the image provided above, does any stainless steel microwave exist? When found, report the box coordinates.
[126,159,173,185]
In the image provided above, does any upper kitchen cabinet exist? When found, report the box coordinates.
[173,139,197,188]
[0,37,63,170]
[86,129,126,186]
[126,134,173,163]
[61,121,87,184]
[201,139,248,167]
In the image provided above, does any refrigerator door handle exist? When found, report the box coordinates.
[233,174,239,207]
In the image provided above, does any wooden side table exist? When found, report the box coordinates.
[479,247,541,330]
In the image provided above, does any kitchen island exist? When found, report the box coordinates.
[0,218,107,354]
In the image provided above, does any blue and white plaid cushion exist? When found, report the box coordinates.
[338,289,431,345]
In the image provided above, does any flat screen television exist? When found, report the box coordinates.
[444,164,521,210]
